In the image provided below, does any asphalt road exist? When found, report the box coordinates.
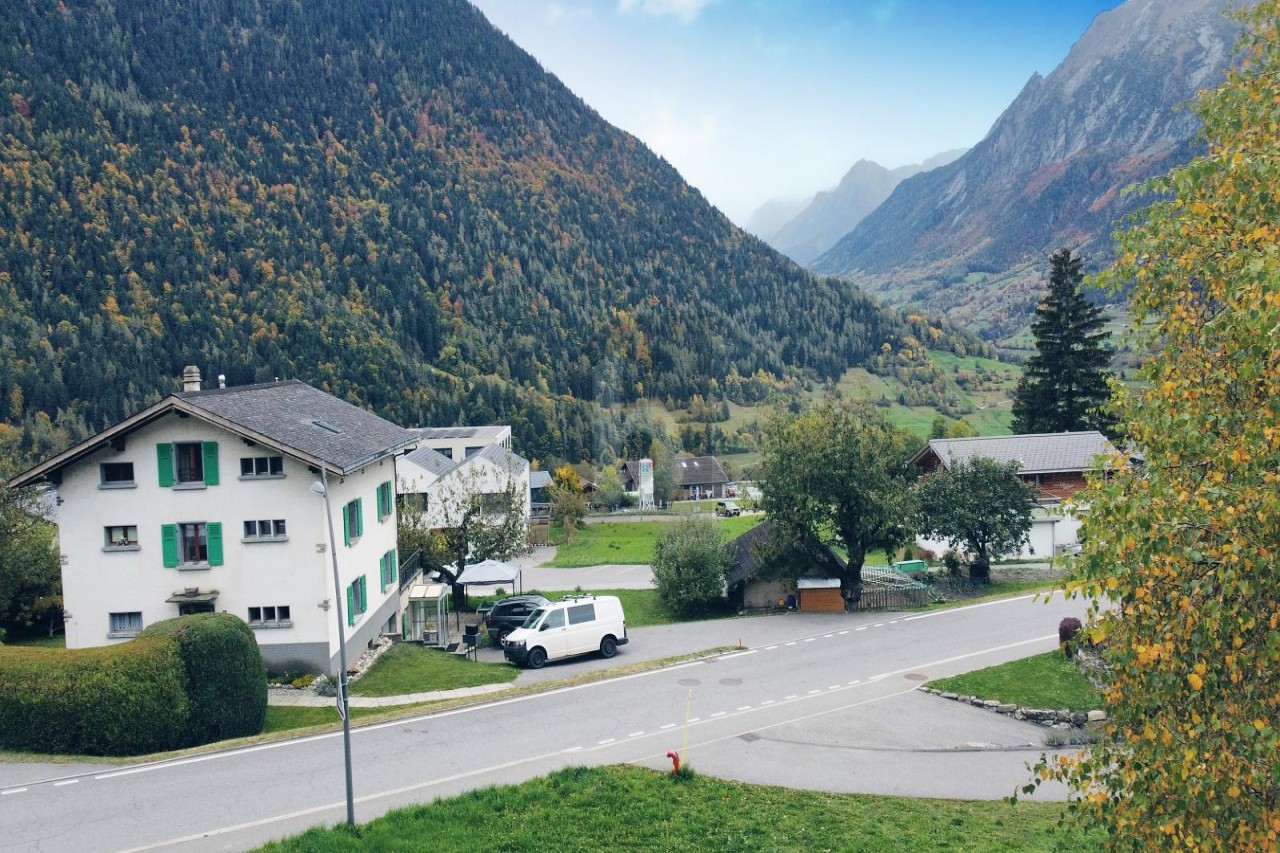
[0,591,1088,852]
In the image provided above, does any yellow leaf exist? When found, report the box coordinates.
[1188,672,1204,690]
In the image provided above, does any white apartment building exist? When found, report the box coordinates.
[10,369,418,675]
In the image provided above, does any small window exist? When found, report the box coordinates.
[181,522,207,562]
[567,603,596,625]
[108,611,143,637]
[103,525,139,549]
[99,462,135,488]
[247,605,292,628]
[543,609,565,630]
[376,480,393,522]
[239,456,284,478]
[343,498,363,546]
[175,442,204,483]
[346,576,367,625]
[243,519,287,541]
[465,445,483,459]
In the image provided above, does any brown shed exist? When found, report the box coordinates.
[796,579,844,612]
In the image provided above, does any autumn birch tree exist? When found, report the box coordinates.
[1025,5,1280,848]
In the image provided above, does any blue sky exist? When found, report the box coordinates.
[469,0,1122,224]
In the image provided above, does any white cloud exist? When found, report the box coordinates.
[617,0,718,24]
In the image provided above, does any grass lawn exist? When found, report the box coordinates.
[259,765,1098,852]
[348,643,518,698]
[261,705,389,733]
[547,516,761,567]
[926,650,1103,712]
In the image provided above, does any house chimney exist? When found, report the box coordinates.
[182,365,202,392]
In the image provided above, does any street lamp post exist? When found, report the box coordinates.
[311,467,355,828]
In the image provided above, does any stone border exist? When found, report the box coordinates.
[920,686,1106,730]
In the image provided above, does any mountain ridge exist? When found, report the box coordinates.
[810,0,1243,340]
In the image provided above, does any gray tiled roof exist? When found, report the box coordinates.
[476,442,528,477]
[177,380,418,473]
[402,445,458,477]
[676,455,729,487]
[529,470,553,489]
[913,431,1119,475]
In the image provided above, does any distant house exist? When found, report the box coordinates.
[909,431,1120,503]
[726,520,848,612]
[411,425,511,463]
[620,455,729,500]
[676,455,730,500]
[9,368,417,675]
[909,430,1121,557]
[397,440,531,530]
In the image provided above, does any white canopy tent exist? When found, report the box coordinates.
[445,558,523,594]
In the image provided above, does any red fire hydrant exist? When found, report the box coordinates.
[666,750,680,775]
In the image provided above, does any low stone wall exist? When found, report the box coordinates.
[920,685,1106,730]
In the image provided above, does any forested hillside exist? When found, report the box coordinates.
[0,0,977,463]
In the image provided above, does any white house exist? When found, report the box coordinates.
[9,368,418,675]
[410,425,511,463]
[398,440,531,529]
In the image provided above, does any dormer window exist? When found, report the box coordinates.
[239,455,284,479]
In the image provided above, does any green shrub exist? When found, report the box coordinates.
[140,613,267,745]
[0,639,189,756]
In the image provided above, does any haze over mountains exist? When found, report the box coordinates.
[810,0,1243,341]
[0,0,974,462]
[750,150,966,265]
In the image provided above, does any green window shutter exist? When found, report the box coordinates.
[376,482,386,520]
[207,522,223,566]
[161,524,179,567]
[202,442,220,486]
[355,498,364,538]
[157,444,174,488]
[359,575,367,613]
[347,585,355,626]
[342,502,351,546]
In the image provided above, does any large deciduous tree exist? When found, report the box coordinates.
[1024,5,1280,847]
[760,401,917,605]
[915,457,1035,582]
[1010,248,1113,435]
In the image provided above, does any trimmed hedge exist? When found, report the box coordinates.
[0,613,267,756]
[140,613,268,745]
[0,638,190,755]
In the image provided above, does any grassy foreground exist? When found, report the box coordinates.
[547,516,761,567]
[259,765,1096,852]
[926,651,1103,712]
[349,643,517,698]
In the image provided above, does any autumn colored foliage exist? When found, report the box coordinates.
[1026,4,1280,848]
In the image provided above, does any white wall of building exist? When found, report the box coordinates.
[55,413,400,672]
[914,507,1082,561]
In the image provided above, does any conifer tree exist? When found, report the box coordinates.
[1010,248,1112,434]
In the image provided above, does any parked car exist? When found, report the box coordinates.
[715,500,741,517]
[484,594,551,643]
[503,594,628,669]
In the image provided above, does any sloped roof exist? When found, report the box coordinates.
[676,455,728,487]
[910,431,1119,475]
[402,445,457,477]
[10,380,418,487]
[529,470,553,489]
[476,442,528,477]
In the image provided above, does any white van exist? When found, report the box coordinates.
[502,594,628,669]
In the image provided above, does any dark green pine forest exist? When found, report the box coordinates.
[0,0,981,463]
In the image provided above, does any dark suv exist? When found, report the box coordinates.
[485,594,551,643]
